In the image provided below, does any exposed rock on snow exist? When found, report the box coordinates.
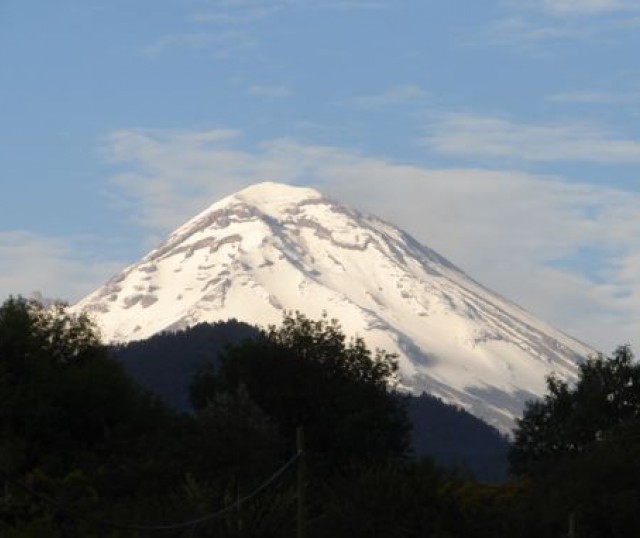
[73,182,594,433]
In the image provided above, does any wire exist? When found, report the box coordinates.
[0,450,301,532]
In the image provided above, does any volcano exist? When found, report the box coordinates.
[74,182,593,433]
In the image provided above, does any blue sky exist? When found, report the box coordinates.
[2,0,640,352]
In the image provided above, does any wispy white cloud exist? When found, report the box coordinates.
[0,231,124,304]
[141,33,213,58]
[248,84,294,98]
[545,90,630,104]
[614,15,640,27]
[488,15,592,44]
[141,30,257,59]
[193,0,388,21]
[503,0,640,16]
[145,0,390,58]
[320,0,389,10]
[102,128,640,352]
[489,0,640,46]
[538,0,640,16]
[192,5,279,24]
[104,128,245,229]
[351,85,427,108]
[424,113,640,163]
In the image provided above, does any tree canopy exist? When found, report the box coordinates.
[510,345,640,476]
[0,297,143,471]
[507,345,640,536]
[7,294,640,536]
[0,297,190,535]
[190,311,410,470]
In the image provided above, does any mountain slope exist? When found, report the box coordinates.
[74,182,594,433]
[111,320,260,412]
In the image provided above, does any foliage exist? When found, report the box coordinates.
[190,311,410,470]
[115,320,511,481]
[0,297,192,535]
[112,319,260,411]
[190,384,283,488]
[316,459,464,537]
[7,294,640,537]
[510,345,640,475]
[0,297,145,473]
[507,345,640,536]
[520,418,640,537]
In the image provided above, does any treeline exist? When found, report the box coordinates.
[112,322,509,482]
[1,296,639,536]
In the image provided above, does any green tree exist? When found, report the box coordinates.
[191,384,283,487]
[317,460,461,538]
[508,345,640,537]
[0,297,115,472]
[0,296,183,535]
[510,345,640,476]
[190,312,410,471]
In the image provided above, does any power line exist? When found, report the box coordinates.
[0,450,301,532]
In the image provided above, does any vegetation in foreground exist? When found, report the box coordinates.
[0,295,639,537]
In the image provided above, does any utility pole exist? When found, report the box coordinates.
[296,426,306,538]
[568,511,576,538]
[236,481,242,535]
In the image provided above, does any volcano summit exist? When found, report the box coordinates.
[74,182,593,433]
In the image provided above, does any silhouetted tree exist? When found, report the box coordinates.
[191,312,410,471]
[510,345,640,476]
[508,345,640,537]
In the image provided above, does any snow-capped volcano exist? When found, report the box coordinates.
[74,182,593,433]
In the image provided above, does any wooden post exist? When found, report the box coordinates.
[236,481,242,535]
[296,426,306,538]
[568,511,576,538]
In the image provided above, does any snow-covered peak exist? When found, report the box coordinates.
[233,182,324,216]
[166,182,325,243]
[73,182,594,434]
